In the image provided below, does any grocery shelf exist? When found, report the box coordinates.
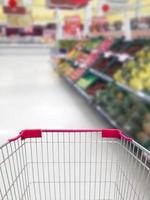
[59,71,122,129]
[89,68,150,104]
[82,48,91,54]
[63,74,74,85]
[76,47,91,54]
[94,105,120,128]
[116,82,150,104]
[64,57,79,67]
[62,74,92,103]
[74,84,93,103]
[59,70,135,139]
[88,29,150,40]
[89,68,113,82]
[57,37,150,150]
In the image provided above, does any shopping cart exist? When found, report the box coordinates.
[0,129,150,200]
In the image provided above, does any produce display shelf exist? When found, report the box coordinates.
[89,68,150,104]
[60,72,122,129]
[76,47,91,54]
[74,84,93,103]
[94,105,120,128]
[64,57,79,67]
[116,83,150,104]
[82,48,91,54]
[89,68,113,82]
[62,74,92,103]
[63,74,73,85]
[57,37,150,149]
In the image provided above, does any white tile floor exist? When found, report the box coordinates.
[0,48,109,144]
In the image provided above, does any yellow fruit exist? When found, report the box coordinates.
[143,79,150,89]
[114,70,122,81]
[131,69,137,77]
[147,52,150,59]
[145,67,150,74]
[128,78,144,90]
[127,60,136,68]
[138,72,149,80]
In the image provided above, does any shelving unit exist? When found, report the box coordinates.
[62,53,150,105]
[61,70,120,129]
[56,37,150,149]
[89,68,150,104]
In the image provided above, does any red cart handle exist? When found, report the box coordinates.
[8,129,132,142]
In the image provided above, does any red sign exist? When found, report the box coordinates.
[64,15,82,36]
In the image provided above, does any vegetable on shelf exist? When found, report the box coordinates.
[86,81,106,96]
[77,72,98,90]
[58,40,77,51]
[93,83,150,146]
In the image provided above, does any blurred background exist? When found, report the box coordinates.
[0,0,150,151]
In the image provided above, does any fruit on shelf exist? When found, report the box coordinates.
[114,46,150,91]
[58,40,77,51]
[84,51,100,67]
[129,78,144,90]
[96,39,114,54]
[58,61,74,76]
[136,46,150,60]
[86,82,106,96]
[67,49,80,60]
[77,73,98,90]
[93,57,112,71]
[93,83,150,146]
[58,61,70,70]
[92,56,123,77]
[63,67,74,76]
[125,45,143,55]
[69,68,86,81]
[76,52,89,63]
[76,40,87,49]
[85,37,104,50]
[104,59,123,76]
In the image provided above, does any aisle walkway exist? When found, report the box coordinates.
[0,52,109,141]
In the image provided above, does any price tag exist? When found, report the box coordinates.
[117,53,130,62]
[104,51,113,58]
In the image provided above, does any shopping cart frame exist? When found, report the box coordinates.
[0,129,150,200]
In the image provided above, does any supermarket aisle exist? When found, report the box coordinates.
[0,51,149,200]
[0,52,109,141]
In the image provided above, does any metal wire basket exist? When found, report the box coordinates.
[0,129,150,200]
